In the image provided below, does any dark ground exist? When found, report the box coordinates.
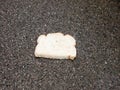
[0,0,120,90]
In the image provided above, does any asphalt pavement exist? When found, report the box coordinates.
[0,0,120,90]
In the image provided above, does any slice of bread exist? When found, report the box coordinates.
[34,33,76,60]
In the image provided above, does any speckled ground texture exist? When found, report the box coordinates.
[0,0,120,90]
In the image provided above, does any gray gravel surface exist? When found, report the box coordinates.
[0,0,120,90]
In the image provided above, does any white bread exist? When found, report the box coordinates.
[34,33,76,60]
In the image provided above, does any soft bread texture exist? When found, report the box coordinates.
[34,33,76,60]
